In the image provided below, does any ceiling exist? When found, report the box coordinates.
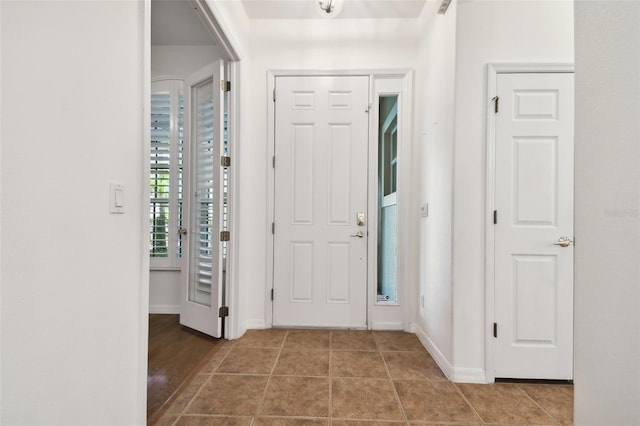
[151,0,428,47]
[151,0,216,46]
[242,0,427,19]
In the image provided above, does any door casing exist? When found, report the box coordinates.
[266,70,414,330]
[484,63,575,383]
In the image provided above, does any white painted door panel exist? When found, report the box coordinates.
[494,72,574,379]
[273,75,369,327]
[179,61,225,338]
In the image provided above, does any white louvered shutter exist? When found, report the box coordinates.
[150,93,171,258]
[150,79,184,269]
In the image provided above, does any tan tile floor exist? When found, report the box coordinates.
[154,329,573,426]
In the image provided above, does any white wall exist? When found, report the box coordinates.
[1,1,146,424]
[574,1,640,424]
[452,0,574,378]
[414,0,457,377]
[235,18,421,333]
[149,270,181,313]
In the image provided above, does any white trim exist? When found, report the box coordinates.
[149,305,180,314]
[190,0,242,61]
[265,70,414,331]
[370,321,404,330]
[484,63,575,384]
[241,319,268,333]
[368,73,414,330]
[265,70,276,330]
[451,368,487,384]
[224,60,241,340]
[414,324,454,381]
[268,69,412,78]
[139,1,152,424]
[152,75,184,83]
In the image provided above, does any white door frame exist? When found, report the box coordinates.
[484,63,574,383]
[141,2,243,419]
[265,70,413,330]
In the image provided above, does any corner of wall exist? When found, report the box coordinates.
[414,323,454,380]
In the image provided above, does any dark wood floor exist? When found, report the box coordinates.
[147,314,222,424]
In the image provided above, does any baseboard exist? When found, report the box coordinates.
[149,304,180,314]
[413,324,488,383]
[451,367,487,383]
[244,319,267,330]
[370,321,404,330]
[413,324,455,381]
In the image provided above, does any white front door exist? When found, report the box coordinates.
[273,75,369,328]
[179,60,226,338]
[493,72,574,379]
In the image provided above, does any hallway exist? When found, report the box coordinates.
[153,329,572,425]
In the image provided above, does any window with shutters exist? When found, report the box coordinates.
[150,79,184,269]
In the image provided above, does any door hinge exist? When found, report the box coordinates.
[493,322,498,338]
[271,222,275,234]
[273,88,276,102]
[270,289,274,301]
[493,210,498,225]
[220,231,231,241]
[272,156,276,169]
[221,80,231,92]
[219,306,229,317]
[221,156,231,167]
[492,96,499,113]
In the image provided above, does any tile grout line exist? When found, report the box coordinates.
[377,336,410,425]
[250,330,288,426]
[172,344,235,424]
[328,331,333,426]
[452,383,487,424]
[515,383,563,426]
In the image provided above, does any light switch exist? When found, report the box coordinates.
[115,187,124,207]
[420,203,429,217]
[110,182,125,214]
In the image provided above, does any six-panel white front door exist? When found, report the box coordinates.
[493,72,574,379]
[273,75,369,328]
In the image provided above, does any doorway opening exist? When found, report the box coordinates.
[485,63,575,382]
[146,0,240,419]
[266,71,413,330]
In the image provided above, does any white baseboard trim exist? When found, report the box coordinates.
[149,304,180,314]
[370,321,404,330]
[413,324,488,383]
[227,319,267,340]
[413,324,454,381]
[244,319,267,330]
[451,367,487,383]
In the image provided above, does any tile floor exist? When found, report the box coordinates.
[154,329,573,426]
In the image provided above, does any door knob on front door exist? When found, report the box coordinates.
[553,236,573,247]
[350,231,364,238]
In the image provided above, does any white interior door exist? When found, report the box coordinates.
[179,60,225,338]
[493,72,574,379]
[273,75,369,328]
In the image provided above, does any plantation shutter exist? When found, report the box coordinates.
[191,80,217,304]
[150,94,171,258]
[150,80,184,269]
